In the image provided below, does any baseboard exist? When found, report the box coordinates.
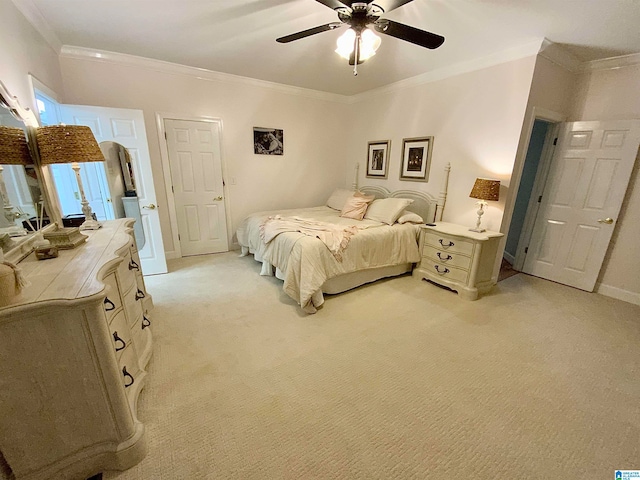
[503,251,516,264]
[595,283,640,306]
[164,251,180,260]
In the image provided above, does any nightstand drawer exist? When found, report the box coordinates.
[422,245,471,270]
[420,259,469,284]
[424,232,474,256]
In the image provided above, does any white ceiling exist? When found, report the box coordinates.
[19,0,640,96]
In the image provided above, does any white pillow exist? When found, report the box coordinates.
[364,198,414,225]
[397,212,424,224]
[326,188,355,210]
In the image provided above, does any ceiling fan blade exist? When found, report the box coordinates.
[276,22,344,43]
[314,0,351,11]
[373,19,444,49]
[370,0,415,13]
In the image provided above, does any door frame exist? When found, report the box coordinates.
[499,107,566,275]
[155,113,232,259]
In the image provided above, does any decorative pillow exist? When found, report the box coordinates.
[364,198,414,225]
[340,192,375,220]
[326,188,355,210]
[397,212,424,224]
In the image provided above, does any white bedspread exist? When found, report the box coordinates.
[237,206,421,314]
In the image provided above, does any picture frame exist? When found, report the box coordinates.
[253,127,283,155]
[400,136,433,182]
[366,140,390,179]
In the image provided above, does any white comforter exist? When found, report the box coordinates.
[237,206,421,314]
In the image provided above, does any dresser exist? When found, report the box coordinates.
[0,219,153,480]
[413,222,504,300]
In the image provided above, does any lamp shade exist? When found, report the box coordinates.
[36,125,105,165]
[0,125,32,165]
[469,178,500,201]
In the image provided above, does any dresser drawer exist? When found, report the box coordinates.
[123,283,145,328]
[119,344,140,390]
[102,273,122,320]
[422,245,472,270]
[420,258,469,284]
[108,310,132,360]
[116,251,137,293]
[424,232,474,256]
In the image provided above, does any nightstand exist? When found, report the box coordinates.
[413,222,504,300]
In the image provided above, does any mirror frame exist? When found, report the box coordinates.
[0,81,62,263]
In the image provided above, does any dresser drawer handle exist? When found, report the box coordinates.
[123,367,134,388]
[104,297,116,311]
[434,265,450,274]
[113,331,126,351]
[439,239,454,248]
[142,316,151,330]
[135,289,146,300]
[437,252,452,261]
[128,260,140,271]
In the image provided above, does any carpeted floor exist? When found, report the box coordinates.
[105,252,640,479]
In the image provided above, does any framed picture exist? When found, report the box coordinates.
[400,136,433,182]
[366,140,390,178]
[253,127,283,155]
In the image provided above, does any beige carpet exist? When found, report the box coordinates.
[105,252,640,479]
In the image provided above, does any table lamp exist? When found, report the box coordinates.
[469,178,500,233]
[0,125,32,236]
[36,125,105,230]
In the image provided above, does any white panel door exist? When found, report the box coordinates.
[523,120,640,291]
[164,119,228,256]
[58,105,167,275]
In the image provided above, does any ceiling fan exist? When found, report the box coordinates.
[276,0,445,75]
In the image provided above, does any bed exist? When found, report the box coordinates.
[237,163,451,314]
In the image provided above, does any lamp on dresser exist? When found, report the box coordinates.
[36,124,105,230]
[469,178,500,233]
[0,125,31,237]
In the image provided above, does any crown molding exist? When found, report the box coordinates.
[59,46,352,104]
[10,0,62,53]
[581,52,640,72]
[538,39,582,72]
[350,39,544,104]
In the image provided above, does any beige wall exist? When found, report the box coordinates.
[58,57,351,254]
[570,64,640,300]
[0,0,63,111]
[346,56,538,232]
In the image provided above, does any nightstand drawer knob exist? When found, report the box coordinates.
[439,239,454,248]
[434,265,450,274]
[437,252,452,261]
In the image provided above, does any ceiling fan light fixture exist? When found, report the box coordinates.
[335,28,356,59]
[360,28,381,60]
[335,28,381,61]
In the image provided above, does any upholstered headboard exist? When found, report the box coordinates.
[354,162,451,223]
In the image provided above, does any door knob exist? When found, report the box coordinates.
[213,196,223,201]
[597,217,614,224]
[142,204,157,210]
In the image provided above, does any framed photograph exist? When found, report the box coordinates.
[400,136,433,182]
[366,140,390,178]
[253,127,283,155]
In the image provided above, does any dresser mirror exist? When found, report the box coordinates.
[0,81,58,261]
[99,141,146,248]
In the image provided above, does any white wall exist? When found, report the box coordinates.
[0,0,63,111]
[346,56,538,232]
[570,64,640,302]
[58,55,351,254]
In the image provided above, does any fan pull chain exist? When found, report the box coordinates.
[353,33,360,76]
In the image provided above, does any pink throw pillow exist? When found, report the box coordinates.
[340,193,375,220]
